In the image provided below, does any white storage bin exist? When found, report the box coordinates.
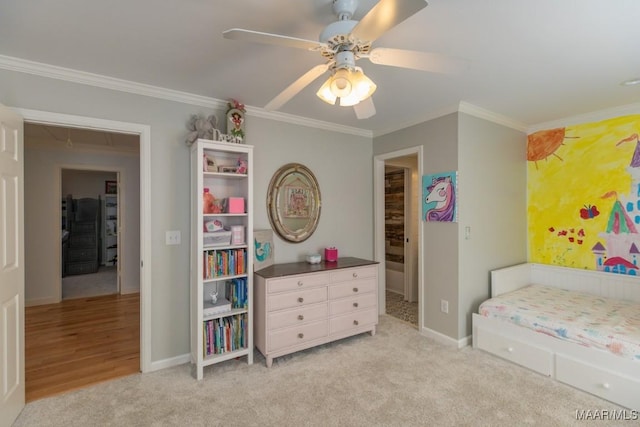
[203,231,231,247]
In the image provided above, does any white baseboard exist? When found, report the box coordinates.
[149,353,191,372]
[26,297,60,307]
[457,335,472,349]
[121,286,141,295]
[421,327,471,349]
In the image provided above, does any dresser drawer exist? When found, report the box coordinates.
[329,293,377,316]
[268,320,328,352]
[330,265,377,283]
[268,303,328,330]
[475,327,553,376]
[556,355,640,410]
[267,287,327,312]
[267,272,329,293]
[328,277,376,300]
[329,308,377,335]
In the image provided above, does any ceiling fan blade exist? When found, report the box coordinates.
[354,97,376,119]
[223,28,324,51]
[264,63,330,111]
[350,0,427,43]
[368,47,470,74]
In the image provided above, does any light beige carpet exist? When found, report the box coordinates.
[14,315,625,427]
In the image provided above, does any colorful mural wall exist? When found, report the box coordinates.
[528,115,640,275]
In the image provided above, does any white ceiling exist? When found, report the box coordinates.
[2,0,640,135]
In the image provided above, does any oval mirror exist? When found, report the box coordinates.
[267,163,321,243]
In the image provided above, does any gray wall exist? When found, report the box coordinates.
[374,113,460,338]
[1,68,373,364]
[457,113,527,338]
[61,169,117,199]
[24,143,141,303]
[374,112,527,341]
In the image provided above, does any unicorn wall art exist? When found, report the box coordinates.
[423,171,458,222]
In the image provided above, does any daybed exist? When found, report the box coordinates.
[472,263,640,410]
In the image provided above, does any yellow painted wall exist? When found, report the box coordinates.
[528,115,640,269]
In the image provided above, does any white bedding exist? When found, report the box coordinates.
[478,284,640,361]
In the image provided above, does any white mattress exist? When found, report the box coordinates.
[479,284,640,361]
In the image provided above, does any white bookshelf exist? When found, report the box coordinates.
[190,139,253,379]
[102,194,118,266]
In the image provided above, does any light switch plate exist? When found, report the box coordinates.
[166,230,181,245]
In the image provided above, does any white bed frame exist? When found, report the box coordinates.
[472,263,640,410]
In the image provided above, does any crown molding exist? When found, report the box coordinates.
[458,102,528,132]
[246,106,371,138]
[0,54,371,138]
[527,102,640,133]
[373,103,460,137]
[373,101,528,137]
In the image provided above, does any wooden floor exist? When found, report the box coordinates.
[25,293,140,402]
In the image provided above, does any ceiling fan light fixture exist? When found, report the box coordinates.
[330,68,352,97]
[351,67,377,100]
[316,66,377,107]
[316,78,338,105]
[338,90,361,107]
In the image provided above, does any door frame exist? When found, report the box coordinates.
[401,167,417,303]
[374,146,424,329]
[17,108,152,373]
[59,167,123,298]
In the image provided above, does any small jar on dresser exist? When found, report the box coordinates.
[254,257,379,367]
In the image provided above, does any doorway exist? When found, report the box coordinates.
[383,164,418,326]
[61,168,120,300]
[19,111,151,400]
[374,147,423,330]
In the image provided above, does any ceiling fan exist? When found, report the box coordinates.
[223,0,467,119]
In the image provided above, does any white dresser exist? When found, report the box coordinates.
[254,257,379,367]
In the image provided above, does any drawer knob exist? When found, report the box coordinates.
[353,287,359,293]
[602,382,610,390]
[353,273,358,278]
[298,297,304,303]
[298,281,303,286]
[298,333,304,339]
[353,320,359,326]
[507,347,514,353]
[353,302,359,308]
[298,315,304,321]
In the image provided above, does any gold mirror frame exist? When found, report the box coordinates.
[267,163,321,243]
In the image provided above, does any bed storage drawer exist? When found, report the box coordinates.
[475,326,553,376]
[556,355,640,410]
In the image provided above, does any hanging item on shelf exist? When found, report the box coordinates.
[226,99,246,143]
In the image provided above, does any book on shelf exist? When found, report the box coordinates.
[203,313,248,356]
[203,297,231,317]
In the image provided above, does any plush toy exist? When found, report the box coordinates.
[185,114,219,145]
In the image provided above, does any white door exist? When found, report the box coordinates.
[0,104,25,427]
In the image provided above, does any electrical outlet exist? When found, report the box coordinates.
[166,230,181,245]
[440,299,449,314]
